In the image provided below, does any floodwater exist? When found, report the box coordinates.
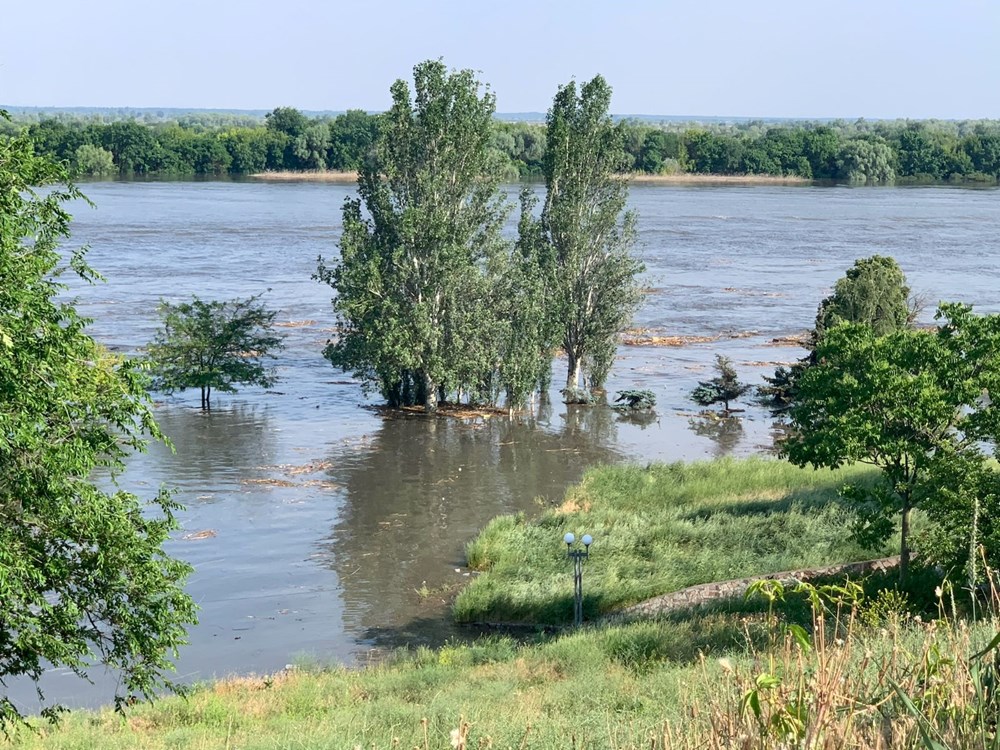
[13,181,1000,710]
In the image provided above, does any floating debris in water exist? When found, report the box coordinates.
[273,319,316,328]
[182,529,217,541]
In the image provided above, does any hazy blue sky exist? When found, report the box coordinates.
[3,0,998,118]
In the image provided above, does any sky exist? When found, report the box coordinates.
[3,0,999,119]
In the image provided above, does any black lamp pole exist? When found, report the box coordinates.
[564,533,593,626]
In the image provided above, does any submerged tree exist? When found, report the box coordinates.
[815,255,911,338]
[319,60,553,412]
[691,355,751,413]
[527,75,644,392]
[0,119,196,726]
[147,294,285,410]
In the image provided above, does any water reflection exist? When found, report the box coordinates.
[317,408,622,647]
[142,403,278,489]
[613,409,660,430]
[688,414,746,457]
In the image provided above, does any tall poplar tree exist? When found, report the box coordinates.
[318,60,512,412]
[533,75,644,392]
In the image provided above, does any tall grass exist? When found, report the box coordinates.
[14,586,1000,749]
[455,458,887,623]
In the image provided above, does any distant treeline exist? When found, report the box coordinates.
[7,106,1000,184]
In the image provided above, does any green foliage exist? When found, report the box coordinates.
[815,255,911,338]
[264,106,308,139]
[19,108,1000,183]
[0,121,196,726]
[756,361,806,413]
[532,75,644,391]
[837,136,896,184]
[326,109,379,170]
[560,386,592,404]
[785,304,1000,582]
[759,255,913,414]
[147,294,285,410]
[613,389,656,410]
[293,123,331,170]
[318,60,529,412]
[858,587,912,628]
[691,354,751,412]
[72,143,115,176]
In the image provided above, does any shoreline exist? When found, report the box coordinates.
[248,170,811,186]
[630,172,810,185]
[249,170,359,182]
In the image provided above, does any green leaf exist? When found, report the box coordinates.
[971,630,1000,662]
[741,689,762,721]
[784,624,813,653]
[889,680,948,750]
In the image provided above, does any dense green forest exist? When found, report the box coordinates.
[6,107,1000,184]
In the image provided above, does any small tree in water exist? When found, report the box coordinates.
[147,294,285,410]
[691,355,751,414]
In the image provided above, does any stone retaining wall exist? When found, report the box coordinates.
[603,556,901,622]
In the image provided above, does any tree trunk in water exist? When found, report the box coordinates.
[387,380,402,408]
[423,372,438,413]
[565,351,581,391]
[899,501,911,584]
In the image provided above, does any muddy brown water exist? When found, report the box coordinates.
[12,180,1000,710]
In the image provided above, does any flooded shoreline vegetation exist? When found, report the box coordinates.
[317,64,643,412]
[453,459,886,625]
[7,104,1000,185]
[147,294,285,410]
[532,75,643,392]
[758,255,914,412]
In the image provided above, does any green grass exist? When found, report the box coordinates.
[14,603,998,750]
[454,458,889,623]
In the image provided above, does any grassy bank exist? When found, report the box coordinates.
[455,459,887,624]
[14,599,999,749]
[13,458,998,749]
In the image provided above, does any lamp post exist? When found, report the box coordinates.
[564,532,593,627]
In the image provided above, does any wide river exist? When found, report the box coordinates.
[16,180,1000,710]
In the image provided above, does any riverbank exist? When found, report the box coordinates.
[629,173,810,185]
[17,613,998,749]
[12,458,992,748]
[248,170,811,185]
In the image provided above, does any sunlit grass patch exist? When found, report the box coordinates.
[455,458,885,624]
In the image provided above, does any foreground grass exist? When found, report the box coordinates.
[14,599,1000,749]
[455,458,888,624]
